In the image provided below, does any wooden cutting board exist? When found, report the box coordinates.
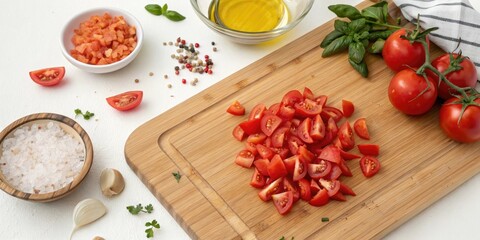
[125,1,480,239]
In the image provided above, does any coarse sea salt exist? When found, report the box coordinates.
[0,121,85,194]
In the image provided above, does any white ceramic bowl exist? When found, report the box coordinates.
[60,7,144,74]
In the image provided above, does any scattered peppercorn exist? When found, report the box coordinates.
[174,66,180,71]
[134,79,140,83]
[163,42,167,46]
[213,47,218,52]
[167,84,172,88]
[164,74,168,79]
[149,72,154,76]
[211,41,215,46]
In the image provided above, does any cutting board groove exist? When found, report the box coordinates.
[125,1,480,239]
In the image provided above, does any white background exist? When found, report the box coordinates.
[0,0,479,239]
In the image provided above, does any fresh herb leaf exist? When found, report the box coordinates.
[361,6,384,22]
[145,204,154,213]
[321,217,330,222]
[74,109,95,120]
[328,4,363,20]
[172,171,182,183]
[349,58,369,77]
[368,29,396,40]
[127,203,154,215]
[165,10,186,22]
[348,18,367,33]
[320,30,345,48]
[145,220,160,238]
[349,42,366,64]
[162,4,168,14]
[369,38,385,53]
[145,228,154,238]
[279,237,294,240]
[334,20,349,34]
[145,4,163,16]
[322,35,352,57]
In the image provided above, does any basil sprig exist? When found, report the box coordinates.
[145,4,186,22]
[320,1,400,77]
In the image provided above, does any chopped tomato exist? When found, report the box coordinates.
[287,136,304,155]
[358,144,380,156]
[247,133,267,144]
[339,182,356,196]
[340,149,361,160]
[253,159,270,176]
[342,99,355,118]
[303,87,315,100]
[328,164,342,180]
[282,90,303,106]
[353,118,370,140]
[267,103,281,115]
[283,178,300,202]
[239,118,261,135]
[261,115,282,136]
[278,103,295,121]
[227,100,245,116]
[338,159,353,177]
[256,144,274,159]
[283,155,297,175]
[244,142,258,156]
[297,118,314,143]
[293,157,307,181]
[310,114,326,140]
[272,191,294,215]
[298,178,311,201]
[310,179,321,195]
[29,67,65,86]
[331,191,347,201]
[232,125,245,141]
[271,127,288,148]
[235,150,255,168]
[360,156,381,178]
[297,146,314,163]
[106,91,143,111]
[309,188,329,206]
[319,178,340,197]
[318,145,341,164]
[250,168,266,188]
[338,121,355,151]
[308,160,331,179]
[267,154,288,180]
[295,99,323,118]
[249,103,266,120]
[321,107,344,122]
[315,95,328,108]
[258,177,282,201]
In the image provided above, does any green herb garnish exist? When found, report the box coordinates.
[145,4,185,22]
[321,217,330,222]
[145,219,161,238]
[320,1,401,77]
[172,171,182,183]
[127,203,154,215]
[74,108,95,120]
[279,237,294,240]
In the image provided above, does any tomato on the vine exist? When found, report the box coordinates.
[439,96,480,143]
[388,69,437,115]
[382,28,428,72]
[429,53,478,100]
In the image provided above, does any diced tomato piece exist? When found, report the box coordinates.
[283,155,297,175]
[353,118,370,140]
[338,159,353,177]
[227,100,245,116]
[250,168,266,188]
[318,145,341,164]
[247,133,267,144]
[327,164,342,180]
[271,127,288,148]
[358,144,380,156]
[232,125,245,141]
[303,87,315,100]
[321,107,344,123]
[245,142,258,156]
[258,177,282,202]
[278,103,295,121]
[253,159,270,176]
[235,150,255,168]
[271,147,289,159]
[331,191,347,201]
[239,118,261,135]
[340,149,361,160]
[326,117,339,139]
[319,178,340,197]
[297,118,314,143]
[339,182,356,196]
[309,188,329,206]
[256,144,274,159]
[283,178,300,202]
[261,114,282,136]
[287,136,304,155]
[342,99,355,118]
[272,191,294,215]
[308,159,332,179]
[295,98,323,118]
[298,178,311,201]
[297,146,314,163]
[267,155,288,180]
[293,157,307,181]
[249,103,266,120]
[315,95,328,108]
[360,156,381,178]
[310,114,326,140]
[267,103,281,116]
[310,179,321,196]
[282,90,303,107]
[338,121,355,151]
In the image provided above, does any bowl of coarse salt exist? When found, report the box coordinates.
[0,113,93,202]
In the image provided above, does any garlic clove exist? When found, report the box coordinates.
[70,198,107,240]
[100,168,125,197]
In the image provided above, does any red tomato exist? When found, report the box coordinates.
[267,103,281,115]
[339,149,361,160]
[295,99,323,118]
[430,53,478,100]
[319,178,340,197]
[258,177,282,201]
[338,159,353,177]
[297,118,314,143]
[358,144,380,156]
[283,155,298,175]
[261,115,282,136]
[232,125,245,141]
[328,164,342,180]
[278,104,295,121]
[287,135,304,155]
[226,100,245,116]
[271,127,288,148]
[388,69,437,115]
[342,99,355,118]
[315,95,328,108]
[282,90,303,106]
[244,142,258,156]
[321,107,344,122]
[303,87,315,100]
[256,144,274,159]
[439,97,480,143]
[382,28,428,72]
[106,91,143,111]
[239,118,261,135]
[353,118,370,140]
[308,160,332,179]
[297,146,314,163]
[267,154,288,180]
[360,156,381,178]
[338,121,355,151]
[293,157,307,181]
[298,178,311,201]
[247,133,267,144]
[310,114,326,140]
[248,103,266,120]
[309,188,329,206]
[310,179,321,195]
[235,150,255,168]
[283,178,300,202]
[318,145,341,164]
[272,191,294,215]
[331,192,347,201]
[29,67,65,86]
[254,159,270,176]
[250,168,266,189]
[339,182,356,196]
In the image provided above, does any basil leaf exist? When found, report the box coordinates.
[145,4,163,16]
[369,38,385,54]
[362,6,383,22]
[322,36,352,57]
[368,29,396,40]
[349,59,369,77]
[348,18,366,33]
[349,42,366,64]
[162,4,168,14]
[328,4,362,20]
[320,30,345,48]
[371,1,389,22]
[334,20,349,34]
[165,10,186,22]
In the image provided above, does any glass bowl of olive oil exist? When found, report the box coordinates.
[190,0,314,44]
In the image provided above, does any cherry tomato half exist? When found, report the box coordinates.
[106,91,143,111]
[29,67,65,86]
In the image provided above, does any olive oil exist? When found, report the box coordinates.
[209,0,290,32]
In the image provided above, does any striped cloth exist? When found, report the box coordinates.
[393,0,480,89]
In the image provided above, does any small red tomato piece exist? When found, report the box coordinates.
[353,118,370,140]
[227,100,245,116]
[360,156,381,178]
[235,150,255,168]
[272,191,294,215]
[342,99,355,118]
[29,67,65,86]
[106,91,143,111]
[358,144,380,156]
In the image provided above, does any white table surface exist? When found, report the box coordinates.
[1,0,479,239]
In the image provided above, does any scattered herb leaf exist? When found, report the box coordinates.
[74,108,95,120]
[145,219,160,238]
[172,171,182,183]
[145,3,185,22]
[127,203,154,215]
[322,217,330,222]
[145,204,154,214]
[279,237,294,240]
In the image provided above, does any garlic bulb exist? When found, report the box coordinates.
[100,168,125,197]
[70,198,107,240]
